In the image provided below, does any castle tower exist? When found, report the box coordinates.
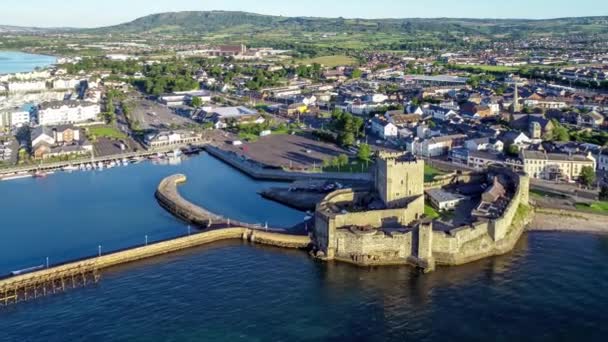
[374,151,424,208]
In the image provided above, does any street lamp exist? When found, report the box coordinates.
[98,245,102,257]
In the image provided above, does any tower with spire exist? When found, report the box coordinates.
[512,82,521,113]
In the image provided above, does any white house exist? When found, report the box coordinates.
[371,117,398,139]
[412,134,467,157]
[465,137,504,153]
[366,93,389,103]
[424,105,458,121]
[37,100,101,126]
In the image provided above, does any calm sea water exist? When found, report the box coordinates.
[0,51,56,75]
[0,154,304,274]
[0,146,607,340]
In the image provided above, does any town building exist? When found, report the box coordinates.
[144,130,203,148]
[411,134,467,157]
[5,80,47,93]
[200,106,263,129]
[0,111,30,128]
[371,116,398,139]
[425,188,468,211]
[30,125,92,159]
[576,111,605,128]
[36,101,101,126]
[520,150,596,181]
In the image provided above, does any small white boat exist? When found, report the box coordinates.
[97,162,104,170]
[11,264,45,276]
[63,165,79,172]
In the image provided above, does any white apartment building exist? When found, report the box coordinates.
[6,80,47,93]
[52,78,83,90]
[37,101,101,126]
[0,111,30,128]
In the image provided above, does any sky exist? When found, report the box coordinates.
[1,0,607,28]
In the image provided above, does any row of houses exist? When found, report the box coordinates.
[30,125,93,160]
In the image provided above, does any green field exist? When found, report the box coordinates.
[453,64,519,73]
[88,126,127,140]
[297,55,357,67]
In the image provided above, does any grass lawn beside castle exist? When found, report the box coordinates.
[424,205,440,219]
[424,165,444,182]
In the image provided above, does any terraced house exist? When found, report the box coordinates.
[521,150,596,181]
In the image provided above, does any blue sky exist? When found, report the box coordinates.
[2,0,607,28]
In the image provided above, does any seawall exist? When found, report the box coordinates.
[204,146,372,182]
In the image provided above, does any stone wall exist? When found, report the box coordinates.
[431,168,531,266]
[333,229,413,265]
[314,188,424,259]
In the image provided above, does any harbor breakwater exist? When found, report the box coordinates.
[0,174,311,306]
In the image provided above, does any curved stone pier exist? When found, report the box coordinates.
[155,174,311,249]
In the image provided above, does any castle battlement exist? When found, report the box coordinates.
[377,151,419,166]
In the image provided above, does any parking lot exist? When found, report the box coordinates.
[222,132,350,170]
[131,99,196,131]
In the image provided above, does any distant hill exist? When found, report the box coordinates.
[89,11,608,37]
[0,25,56,33]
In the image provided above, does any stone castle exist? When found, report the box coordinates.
[313,151,530,272]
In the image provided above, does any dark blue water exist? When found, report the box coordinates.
[1,154,608,341]
[0,51,56,75]
[0,154,304,274]
[0,233,607,341]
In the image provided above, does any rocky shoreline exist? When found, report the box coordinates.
[528,208,608,234]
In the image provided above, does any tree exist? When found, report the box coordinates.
[339,132,356,147]
[338,154,349,167]
[506,144,519,156]
[351,69,363,79]
[357,143,372,164]
[600,185,608,201]
[191,96,203,108]
[579,166,596,187]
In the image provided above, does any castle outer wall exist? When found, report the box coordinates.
[313,167,531,272]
